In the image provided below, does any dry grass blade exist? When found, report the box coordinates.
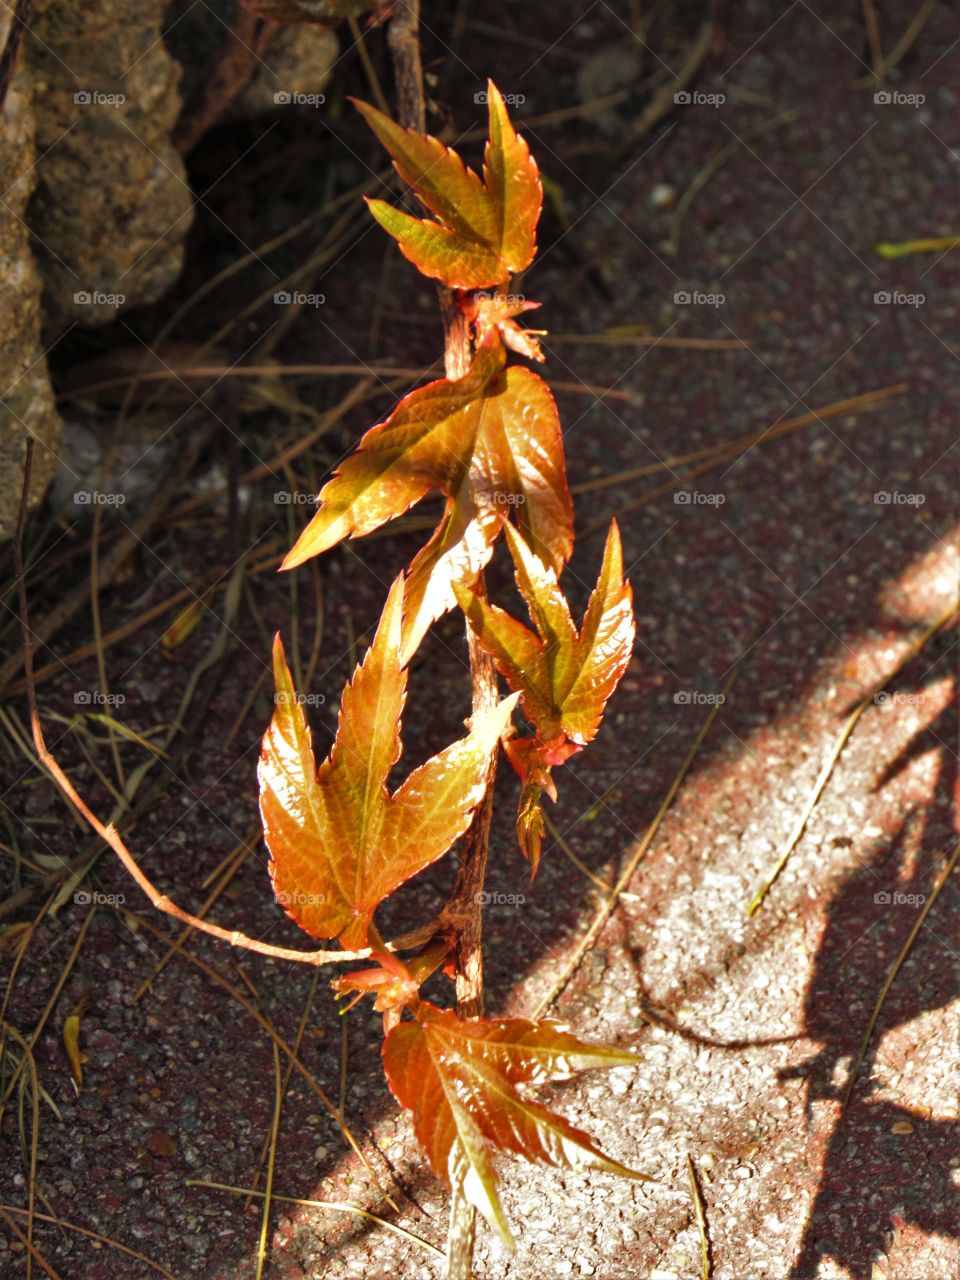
[573,385,905,496]
[0,1204,175,1277]
[258,1041,283,1279]
[542,810,613,893]
[0,908,96,1115]
[747,601,958,915]
[578,386,905,541]
[856,0,936,83]
[248,969,322,1206]
[548,333,744,350]
[132,827,261,1002]
[0,1209,61,1279]
[121,908,401,1213]
[187,1180,444,1258]
[686,1153,712,1280]
[232,967,284,1280]
[667,110,796,256]
[534,657,745,1017]
[10,443,368,969]
[842,836,960,1108]
[0,1022,39,1277]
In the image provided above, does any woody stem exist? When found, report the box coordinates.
[386,4,492,1276]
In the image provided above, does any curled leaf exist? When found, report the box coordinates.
[63,994,90,1092]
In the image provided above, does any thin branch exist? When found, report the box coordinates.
[12,439,368,969]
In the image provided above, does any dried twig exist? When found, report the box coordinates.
[12,440,368,969]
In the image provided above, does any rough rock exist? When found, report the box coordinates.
[24,0,195,325]
[0,47,62,539]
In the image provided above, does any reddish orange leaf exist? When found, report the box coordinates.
[258,577,519,949]
[457,520,634,869]
[281,344,572,662]
[332,945,447,1031]
[383,1001,649,1247]
[457,519,634,747]
[357,81,542,289]
[467,291,545,362]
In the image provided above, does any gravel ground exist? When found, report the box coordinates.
[1,3,959,1279]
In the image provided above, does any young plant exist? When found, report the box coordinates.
[259,83,645,1254]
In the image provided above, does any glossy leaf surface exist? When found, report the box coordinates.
[457,519,634,747]
[258,578,518,948]
[357,81,542,289]
[383,1001,648,1247]
[282,345,572,661]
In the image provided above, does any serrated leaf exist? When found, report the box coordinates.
[456,521,634,870]
[258,577,519,949]
[282,346,572,660]
[456,519,634,747]
[357,81,542,289]
[383,1002,649,1247]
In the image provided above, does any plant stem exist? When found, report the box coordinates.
[386,4,493,1274]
